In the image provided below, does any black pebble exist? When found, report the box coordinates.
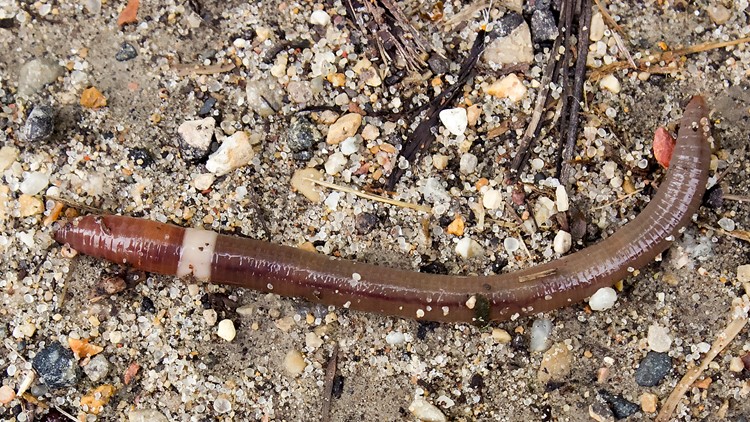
[704,184,723,209]
[140,296,156,313]
[524,0,553,12]
[287,116,320,152]
[599,390,640,419]
[531,10,559,42]
[23,105,55,142]
[635,351,672,387]
[427,54,450,75]
[420,261,447,275]
[198,97,217,117]
[115,42,138,61]
[331,375,345,399]
[32,341,79,389]
[384,69,406,86]
[354,212,378,234]
[490,13,525,39]
[128,147,155,167]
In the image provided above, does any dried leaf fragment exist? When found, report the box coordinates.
[117,0,139,26]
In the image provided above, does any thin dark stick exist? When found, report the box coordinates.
[321,343,339,422]
[558,0,592,185]
[510,0,571,175]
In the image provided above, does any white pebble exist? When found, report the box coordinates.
[20,172,49,195]
[309,9,331,26]
[599,74,621,94]
[408,397,447,422]
[432,154,449,170]
[459,153,478,175]
[588,287,617,311]
[385,331,405,345]
[206,131,254,176]
[439,108,468,136]
[283,349,306,376]
[305,332,324,350]
[738,264,750,283]
[0,146,19,172]
[718,217,736,231]
[455,237,483,259]
[589,12,605,41]
[647,324,672,353]
[290,168,323,202]
[553,231,572,254]
[213,397,232,414]
[503,237,520,253]
[178,117,215,150]
[324,152,347,175]
[192,173,215,191]
[216,319,236,342]
[555,185,569,212]
[486,73,527,102]
[530,318,553,352]
[339,136,360,156]
[482,189,504,210]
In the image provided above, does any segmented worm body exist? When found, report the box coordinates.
[55,96,711,323]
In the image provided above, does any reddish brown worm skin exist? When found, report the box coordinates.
[54,96,711,323]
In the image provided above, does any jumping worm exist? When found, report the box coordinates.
[54,96,711,323]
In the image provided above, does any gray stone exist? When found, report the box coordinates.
[287,116,320,152]
[531,10,558,42]
[18,58,64,97]
[22,105,55,142]
[635,351,672,387]
[32,341,79,389]
[115,42,138,61]
[83,354,110,382]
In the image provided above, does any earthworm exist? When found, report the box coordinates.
[54,96,711,323]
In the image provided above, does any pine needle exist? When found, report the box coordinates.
[304,177,431,213]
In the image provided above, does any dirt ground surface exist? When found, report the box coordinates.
[1,0,749,421]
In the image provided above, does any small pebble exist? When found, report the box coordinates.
[324,152,347,175]
[408,397,447,422]
[599,390,639,419]
[432,154,449,170]
[32,341,79,389]
[284,349,306,376]
[305,332,323,350]
[203,309,218,326]
[588,287,617,311]
[647,324,672,353]
[385,331,405,346]
[206,131,254,176]
[718,217,736,231]
[503,237,519,253]
[309,9,331,26]
[216,319,236,341]
[428,54,450,75]
[635,351,672,387]
[537,342,572,383]
[707,5,731,25]
[529,318,552,352]
[553,230,572,254]
[192,173,215,191]
[729,356,744,372]
[589,400,615,422]
[484,19,533,65]
[360,124,379,141]
[738,264,750,283]
[214,397,232,414]
[482,189,504,210]
[530,9,558,42]
[178,117,215,161]
[115,42,138,61]
[23,105,55,142]
[599,75,621,94]
[339,136,361,155]
[20,172,49,195]
[128,409,169,422]
[83,354,110,382]
[80,86,107,109]
[326,113,362,145]
[640,392,658,413]
[492,328,512,344]
[355,212,379,234]
[18,58,64,97]
[0,385,15,404]
[486,74,527,102]
[439,108,468,136]
[590,12,605,41]
[455,237,483,259]
[459,153,478,175]
[287,116,320,152]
